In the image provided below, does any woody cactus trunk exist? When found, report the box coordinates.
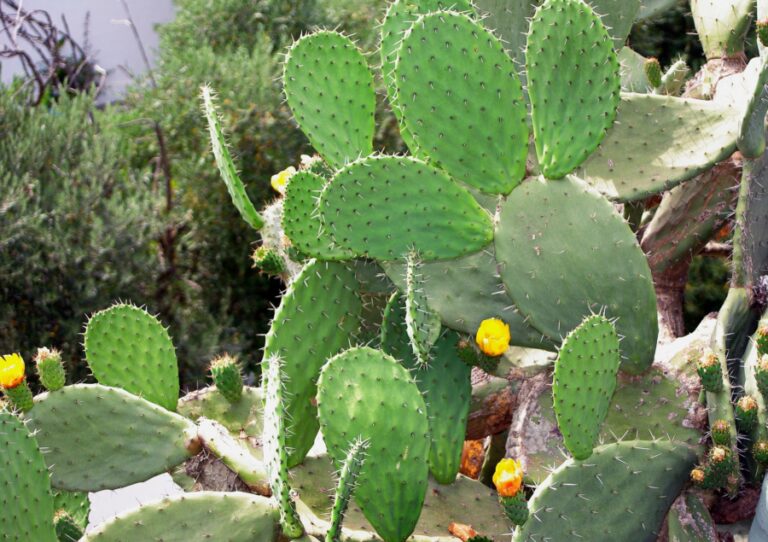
[5,0,768,541]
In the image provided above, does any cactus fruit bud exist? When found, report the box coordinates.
[758,19,768,48]
[54,510,84,542]
[694,350,722,392]
[690,467,706,484]
[757,326,768,356]
[700,445,737,489]
[644,58,662,88]
[756,354,768,400]
[252,246,287,276]
[500,493,529,527]
[457,338,500,373]
[754,440,768,466]
[270,166,297,195]
[735,395,759,431]
[210,354,244,404]
[475,318,511,357]
[493,458,528,526]
[0,353,33,412]
[300,154,333,178]
[34,347,65,391]
[710,419,731,446]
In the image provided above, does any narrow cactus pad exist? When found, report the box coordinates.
[404,252,442,366]
[526,0,620,179]
[201,86,263,230]
[320,156,493,260]
[495,176,657,373]
[84,303,179,411]
[580,93,741,202]
[27,384,197,492]
[1,410,57,542]
[263,260,362,466]
[381,294,472,483]
[382,249,553,349]
[380,0,475,154]
[292,453,511,542]
[83,492,279,542]
[282,171,353,260]
[284,31,375,169]
[317,347,430,542]
[553,315,621,460]
[513,440,697,542]
[394,12,528,194]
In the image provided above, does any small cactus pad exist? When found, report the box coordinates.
[200,86,264,230]
[666,492,718,542]
[526,0,620,179]
[292,452,511,542]
[513,440,697,542]
[82,492,280,542]
[284,32,375,169]
[27,384,198,491]
[326,437,369,542]
[320,155,493,261]
[1,410,57,542]
[282,171,353,260]
[495,176,657,373]
[84,303,179,411]
[381,294,472,483]
[394,12,528,194]
[252,246,287,276]
[381,249,552,349]
[553,315,621,460]
[581,93,741,202]
[35,347,66,391]
[691,0,753,59]
[404,253,442,366]
[644,58,663,88]
[317,347,430,542]
[209,354,244,404]
[263,260,363,466]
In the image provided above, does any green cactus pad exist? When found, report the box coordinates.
[666,492,718,542]
[394,11,528,194]
[326,437,369,542]
[317,347,431,542]
[283,171,354,260]
[27,384,198,492]
[1,410,57,542]
[200,86,264,230]
[404,253,442,366]
[82,492,279,542]
[380,0,475,154]
[320,156,493,261]
[292,452,511,542]
[591,0,641,49]
[53,491,90,530]
[84,303,179,411]
[381,294,472,484]
[691,0,754,59]
[580,93,741,202]
[284,31,375,169]
[381,248,553,349]
[263,260,363,467]
[495,176,657,373]
[526,0,620,179]
[553,315,621,460]
[513,440,697,542]
[35,348,66,391]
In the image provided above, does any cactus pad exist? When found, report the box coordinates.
[320,156,493,261]
[284,32,375,169]
[691,0,754,59]
[553,315,621,460]
[82,492,279,542]
[27,384,198,491]
[283,171,353,260]
[580,93,741,201]
[317,347,430,542]
[84,303,179,411]
[666,492,718,542]
[52,491,90,530]
[592,0,641,49]
[263,260,363,466]
[394,12,528,194]
[1,410,57,542]
[526,0,620,179]
[404,253,442,366]
[495,176,657,373]
[513,440,697,542]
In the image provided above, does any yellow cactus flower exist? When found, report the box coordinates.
[0,353,26,389]
[492,458,523,497]
[270,166,297,195]
[476,318,511,357]
[690,468,705,483]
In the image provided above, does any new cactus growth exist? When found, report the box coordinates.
[210,354,244,404]
[54,511,83,542]
[696,349,723,392]
[736,395,759,431]
[252,246,287,276]
[644,57,663,88]
[34,347,66,392]
[493,459,528,526]
[758,325,768,355]
[711,419,732,446]
[0,353,33,412]
[754,440,768,466]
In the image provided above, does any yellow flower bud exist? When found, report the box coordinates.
[0,353,26,389]
[492,458,523,497]
[270,166,297,195]
[475,318,511,357]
